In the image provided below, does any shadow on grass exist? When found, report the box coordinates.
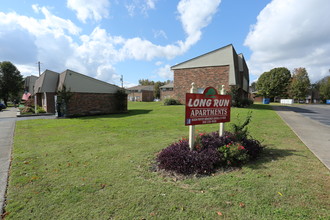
[246,147,302,170]
[75,109,153,120]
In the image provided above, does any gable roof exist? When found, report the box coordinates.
[24,75,38,94]
[58,69,120,93]
[160,82,174,89]
[34,70,59,93]
[127,85,154,91]
[171,44,240,86]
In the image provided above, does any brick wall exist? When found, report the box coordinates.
[142,90,154,102]
[46,92,56,113]
[160,90,174,100]
[66,92,127,117]
[173,65,230,103]
[128,92,143,101]
[128,90,154,101]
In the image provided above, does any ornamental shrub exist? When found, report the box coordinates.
[36,106,46,113]
[218,142,249,167]
[157,111,264,175]
[163,98,181,105]
[157,139,223,175]
[157,131,263,175]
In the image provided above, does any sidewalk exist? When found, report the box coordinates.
[272,105,330,170]
[0,108,17,216]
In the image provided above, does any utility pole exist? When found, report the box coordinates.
[120,75,123,88]
[37,61,41,76]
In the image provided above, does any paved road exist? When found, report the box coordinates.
[275,104,330,127]
[272,104,330,170]
[0,108,55,216]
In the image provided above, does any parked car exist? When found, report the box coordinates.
[0,103,6,111]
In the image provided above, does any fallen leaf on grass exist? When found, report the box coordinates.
[100,184,106,189]
[217,211,223,216]
[30,176,39,181]
[239,202,245,208]
[278,192,283,196]
[149,212,156,216]
[1,212,10,218]
[23,161,29,164]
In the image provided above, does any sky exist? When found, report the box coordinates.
[1,0,329,88]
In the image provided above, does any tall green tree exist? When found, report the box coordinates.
[0,61,24,106]
[289,68,310,100]
[153,81,165,99]
[318,76,330,101]
[138,79,155,86]
[256,67,291,99]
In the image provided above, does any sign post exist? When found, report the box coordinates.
[219,85,225,136]
[185,85,231,149]
[189,83,197,150]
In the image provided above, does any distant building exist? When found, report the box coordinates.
[34,70,59,113]
[160,83,174,100]
[33,69,127,117]
[24,75,38,94]
[127,85,154,102]
[171,44,249,103]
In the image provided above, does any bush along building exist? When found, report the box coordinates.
[171,44,249,103]
[33,69,127,117]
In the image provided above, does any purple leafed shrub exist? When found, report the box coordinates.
[241,138,263,159]
[199,131,236,151]
[157,140,223,175]
[157,131,264,176]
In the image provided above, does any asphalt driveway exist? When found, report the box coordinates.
[275,104,330,127]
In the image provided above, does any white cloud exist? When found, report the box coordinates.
[32,4,40,13]
[153,29,167,39]
[155,61,163,66]
[125,0,157,17]
[156,64,172,79]
[244,0,330,82]
[0,0,221,84]
[67,0,110,23]
[177,0,221,47]
[146,0,156,9]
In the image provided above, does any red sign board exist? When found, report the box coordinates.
[185,87,231,126]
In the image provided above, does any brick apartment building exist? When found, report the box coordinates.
[33,69,127,117]
[171,44,249,103]
[159,82,174,100]
[127,85,154,102]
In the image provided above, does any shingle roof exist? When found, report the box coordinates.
[160,83,173,89]
[127,85,154,91]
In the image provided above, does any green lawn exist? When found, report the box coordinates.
[5,102,330,219]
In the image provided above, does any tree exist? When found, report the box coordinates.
[154,81,166,99]
[138,79,154,86]
[289,68,310,101]
[250,82,257,92]
[256,67,291,99]
[0,61,24,106]
[318,76,330,102]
